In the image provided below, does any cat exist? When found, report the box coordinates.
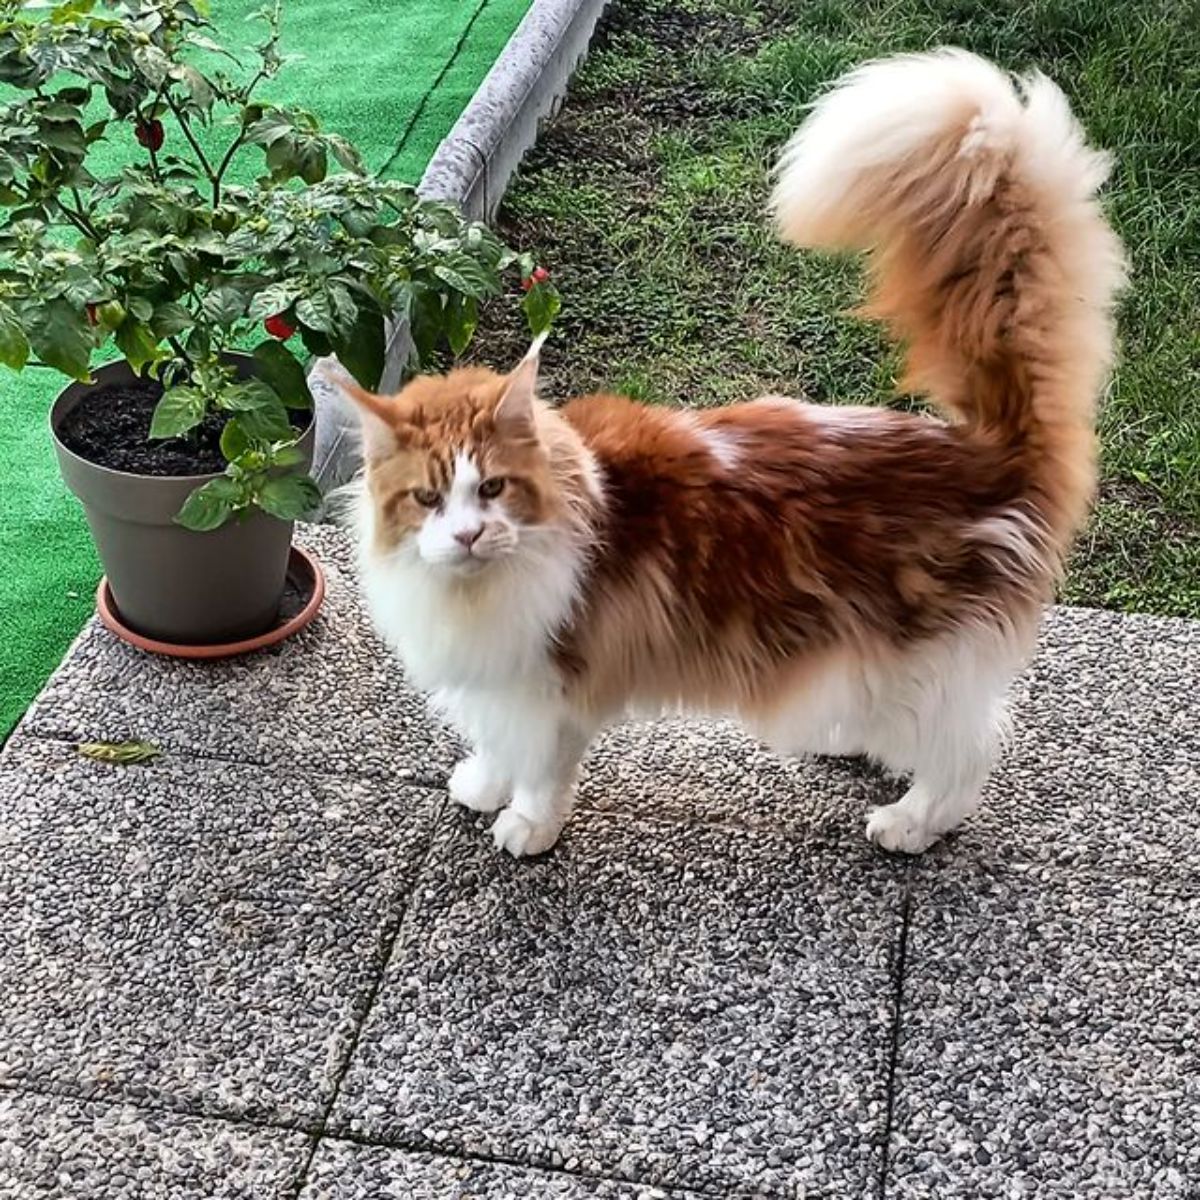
[344,49,1125,858]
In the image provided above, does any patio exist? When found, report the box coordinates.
[2,524,1195,1198]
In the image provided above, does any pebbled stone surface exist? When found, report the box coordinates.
[4,520,1198,1198]
[331,810,903,1197]
[0,1090,306,1199]
[888,860,1200,1198]
[0,736,441,1126]
[18,525,457,785]
[303,1138,705,1199]
[582,607,1200,872]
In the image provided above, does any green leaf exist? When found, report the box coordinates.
[271,443,306,467]
[295,139,327,185]
[0,302,30,370]
[247,282,300,322]
[172,63,214,111]
[295,291,334,334]
[522,281,562,337]
[432,257,495,299]
[200,285,246,326]
[149,385,206,438]
[126,296,153,323]
[187,32,239,61]
[257,473,321,520]
[329,307,384,390]
[219,416,252,460]
[244,111,293,147]
[114,319,162,374]
[445,293,478,357]
[27,299,91,381]
[40,121,85,156]
[252,339,312,408]
[175,476,241,531]
[152,301,193,339]
[220,377,278,412]
[264,135,299,180]
[329,283,358,336]
[76,739,161,765]
[237,396,294,442]
[132,43,172,86]
[326,133,364,174]
[408,286,443,368]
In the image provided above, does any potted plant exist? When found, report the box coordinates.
[0,0,559,649]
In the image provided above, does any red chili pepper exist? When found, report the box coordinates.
[135,118,165,152]
[521,266,551,292]
[264,313,297,340]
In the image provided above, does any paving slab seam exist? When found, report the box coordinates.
[286,807,450,1199]
[2,728,450,793]
[0,1076,316,1141]
[315,1129,733,1199]
[12,721,924,862]
[875,880,914,1199]
[16,718,1198,887]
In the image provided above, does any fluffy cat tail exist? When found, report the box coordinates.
[770,48,1126,546]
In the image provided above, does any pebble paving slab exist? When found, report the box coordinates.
[0,1091,307,1199]
[0,523,1196,1198]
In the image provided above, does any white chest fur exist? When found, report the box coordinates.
[359,526,583,699]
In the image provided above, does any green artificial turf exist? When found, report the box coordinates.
[472,0,1200,619]
[0,0,531,739]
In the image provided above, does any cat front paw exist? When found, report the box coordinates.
[449,754,508,813]
[865,805,939,854]
[491,809,561,858]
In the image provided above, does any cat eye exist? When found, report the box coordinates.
[412,487,440,508]
[478,477,506,500]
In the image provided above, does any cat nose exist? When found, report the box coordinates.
[454,526,482,549]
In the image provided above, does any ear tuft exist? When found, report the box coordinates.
[495,338,546,435]
[340,379,401,460]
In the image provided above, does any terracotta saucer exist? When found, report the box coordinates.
[96,545,325,660]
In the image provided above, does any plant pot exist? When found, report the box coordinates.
[96,544,325,659]
[50,356,316,646]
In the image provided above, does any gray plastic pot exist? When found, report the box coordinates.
[51,356,315,646]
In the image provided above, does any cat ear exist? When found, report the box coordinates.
[340,379,403,459]
[495,333,547,435]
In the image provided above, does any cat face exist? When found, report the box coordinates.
[347,349,557,573]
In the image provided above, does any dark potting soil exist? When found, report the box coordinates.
[57,378,310,476]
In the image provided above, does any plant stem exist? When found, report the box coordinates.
[67,188,100,237]
[165,96,217,184]
[167,335,193,370]
[212,132,247,207]
[56,199,98,240]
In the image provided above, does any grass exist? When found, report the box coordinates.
[470,0,1200,617]
[0,0,533,739]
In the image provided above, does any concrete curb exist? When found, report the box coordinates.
[311,0,609,494]
[419,0,609,221]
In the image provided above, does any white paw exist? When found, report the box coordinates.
[449,755,508,813]
[866,805,939,855]
[491,809,561,858]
